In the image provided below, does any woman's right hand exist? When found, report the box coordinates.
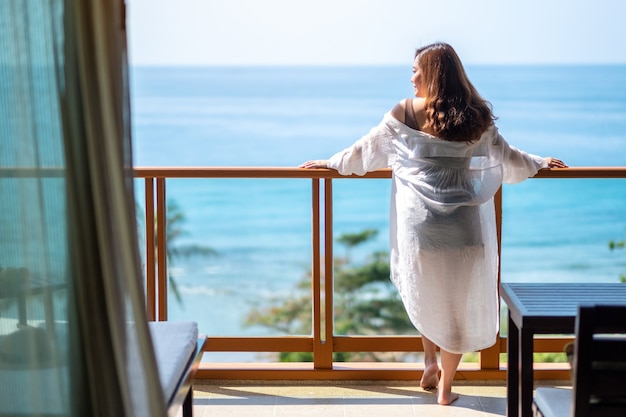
[299,160,329,169]
[545,157,568,168]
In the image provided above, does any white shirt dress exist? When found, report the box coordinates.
[327,113,547,353]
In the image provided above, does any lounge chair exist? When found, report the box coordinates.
[533,304,626,417]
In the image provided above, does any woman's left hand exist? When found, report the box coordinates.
[299,160,329,169]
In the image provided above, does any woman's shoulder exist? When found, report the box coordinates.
[390,98,426,131]
[390,98,425,116]
[389,99,407,122]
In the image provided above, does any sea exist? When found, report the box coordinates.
[129,65,626,359]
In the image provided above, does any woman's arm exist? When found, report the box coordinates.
[495,131,567,183]
[300,116,396,174]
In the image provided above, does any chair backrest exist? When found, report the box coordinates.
[572,304,626,417]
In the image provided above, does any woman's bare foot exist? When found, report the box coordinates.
[420,362,440,390]
[437,388,459,405]
[437,349,463,405]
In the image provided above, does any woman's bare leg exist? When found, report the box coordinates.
[420,335,440,390]
[438,349,463,405]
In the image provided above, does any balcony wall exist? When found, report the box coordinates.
[134,167,626,381]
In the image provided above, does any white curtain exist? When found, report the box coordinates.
[0,1,166,416]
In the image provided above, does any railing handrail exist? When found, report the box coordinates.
[133,166,391,179]
[3,166,625,179]
[132,166,626,179]
[533,167,626,178]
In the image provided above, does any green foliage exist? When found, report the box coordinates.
[608,236,626,283]
[333,250,414,337]
[465,351,568,364]
[245,229,415,362]
[533,352,567,363]
[336,229,378,249]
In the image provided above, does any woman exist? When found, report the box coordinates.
[300,42,567,405]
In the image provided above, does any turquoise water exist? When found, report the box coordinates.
[130,66,626,347]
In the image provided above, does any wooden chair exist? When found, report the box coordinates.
[533,304,626,417]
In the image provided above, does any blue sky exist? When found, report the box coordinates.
[127,0,626,66]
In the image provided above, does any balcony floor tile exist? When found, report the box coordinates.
[179,381,545,417]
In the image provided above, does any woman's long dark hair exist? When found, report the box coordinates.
[415,43,496,142]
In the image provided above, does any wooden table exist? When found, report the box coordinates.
[499,282,626,417]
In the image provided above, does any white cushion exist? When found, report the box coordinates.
[534,387,572,417]
[149,321,199,401]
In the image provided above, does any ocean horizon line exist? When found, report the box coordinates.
[129,63,626,69]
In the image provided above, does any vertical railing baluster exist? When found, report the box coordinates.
[322,178,334,368]
[312,178,323,365]
[156,177,167,321]
[313,177,334,369]
[145,177,156,320]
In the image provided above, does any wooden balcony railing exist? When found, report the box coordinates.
[134,167,626,381]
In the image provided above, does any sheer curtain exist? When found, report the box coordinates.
[0,1,166,416]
